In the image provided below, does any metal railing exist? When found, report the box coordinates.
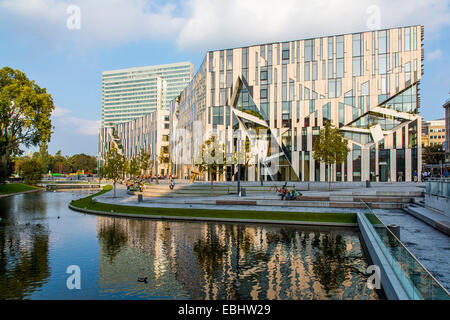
[425,180,450,198]
[360,200,449,300]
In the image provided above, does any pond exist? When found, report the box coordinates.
[0,190,378,300]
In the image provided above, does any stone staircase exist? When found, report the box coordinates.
[129,183,423,209]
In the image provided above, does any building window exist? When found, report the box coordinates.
[336,58,344,78]
[305,39,314,62]
[352,57,362,76]
[304,62,310,81]
[405,27,411,51]
[260,70,268,81]
[312,61,318,80]
[226,50,233,70]
[336,36,344,58]
[260,88,267,99]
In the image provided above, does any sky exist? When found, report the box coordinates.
[0,0,449,157]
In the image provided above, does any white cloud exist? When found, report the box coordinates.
[177,0,450,51]
[1,0,449,51]
[427,49,443,61]
[52,107,100,136]
[0,0,185,47]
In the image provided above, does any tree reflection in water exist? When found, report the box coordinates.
[193,228,227,280]
[98,219,128,263]
[0,225,50,299]
[312,233,349,295]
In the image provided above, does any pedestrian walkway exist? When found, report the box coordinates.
[404,205,450,236]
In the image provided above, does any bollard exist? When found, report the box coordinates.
[138,194,143,202]
[240,188,246,197]
[366,180,371,188]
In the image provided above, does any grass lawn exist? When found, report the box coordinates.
[0,183,42,195]
[71,185,382,225]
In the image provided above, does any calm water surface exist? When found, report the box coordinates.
[0,190,378,300]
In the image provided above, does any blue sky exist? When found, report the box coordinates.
[0,0,449,156]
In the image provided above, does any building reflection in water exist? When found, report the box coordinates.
[96,216,378,300]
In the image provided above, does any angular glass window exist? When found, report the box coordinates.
[361,81,370,96]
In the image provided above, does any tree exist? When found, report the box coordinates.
[312,121,350,190]
[17,158,42,185]
[138,148,153,175]
[38,143,51,174]
[238,136,254,181]
[128,158,140,178]
[100,147,126,198]
[423,144,445,165]
[195,135,227,194]
[0,67,55,181]
[158,146,170,177]
[67,153,97,174]
[51,150,69,174]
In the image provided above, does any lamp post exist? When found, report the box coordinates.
[154,153,159,184]
[237,139,241,197]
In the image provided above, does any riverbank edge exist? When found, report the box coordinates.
[67,185,367,227]
[0,188,44,198]
[68,203,358,227]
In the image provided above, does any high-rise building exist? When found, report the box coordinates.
[101,62,193,128]
[98,62,193,168]
[170,26,424,182]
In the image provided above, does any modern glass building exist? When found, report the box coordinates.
[101,62,193,128]
[170,26,424,182]
[99,62,193,169]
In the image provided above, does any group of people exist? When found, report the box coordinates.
[274,183,302,201]
[421,170,450,181]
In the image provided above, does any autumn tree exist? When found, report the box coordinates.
[0,67,55,181]
[312,121,350,190]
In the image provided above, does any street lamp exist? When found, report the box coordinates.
[237,139,241,197]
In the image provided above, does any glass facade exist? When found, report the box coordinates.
[170,26,423,182]
[101,62,193,128]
